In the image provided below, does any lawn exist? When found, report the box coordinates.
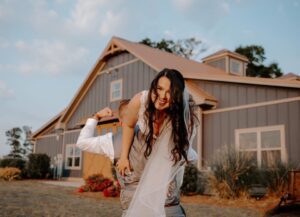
[0,180,299,217]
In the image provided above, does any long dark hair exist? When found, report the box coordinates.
[144,68,196,164]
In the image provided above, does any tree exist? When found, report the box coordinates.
[5,126,33,159]
[235,45,283,78]
[139,37,207,59]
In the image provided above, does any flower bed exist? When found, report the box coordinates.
[78,174,120,197]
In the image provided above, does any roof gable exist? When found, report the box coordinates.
[112,37,300,88]
[32,109,65,138]
[54,36,300,130]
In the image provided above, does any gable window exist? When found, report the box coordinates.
[110,79,122,102]
[230,59,243,75]
[235,125,286,168]
[65,144,81,169]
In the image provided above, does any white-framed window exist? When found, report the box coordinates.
[110,79,122,102]
[235,125,287,168]
[65,144,82,170]
[230,58,243,75]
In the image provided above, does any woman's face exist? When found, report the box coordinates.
[151,76,171,111]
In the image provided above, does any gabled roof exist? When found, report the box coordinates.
[32,109,65,138]
[110,37,300,88]
[278,72,300,81]
[202,49,249,62]
[55,36,300,130]
[112,37,227,77]
[56,37,221,129]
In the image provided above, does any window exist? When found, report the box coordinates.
[65,144,81,169]
[230,59,243,75]
[110,79,122,102]
[235,125,286,168]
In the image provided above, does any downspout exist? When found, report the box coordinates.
[197,107,203,170]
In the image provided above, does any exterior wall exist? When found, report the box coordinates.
[67,52,157,129]
[62,130,82,178]
[194,80,300,109]
[35,134,63,164]
[199,80,300,166]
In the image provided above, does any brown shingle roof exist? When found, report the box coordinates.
[112,37,300,88]
[278,72,300,81]
[56,36,300,129]
[32,109,65,138]
[202,49,249,62]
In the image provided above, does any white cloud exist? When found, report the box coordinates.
[173,0,194,11]
[99,10,128,36]
[68,0,109,31]
[171,0,233,28]
[0,80,14,99]
[15,40,27,50]
[15,39,89,75]
[163,30,176,39]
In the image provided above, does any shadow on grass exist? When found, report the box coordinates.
[265,203,300,217]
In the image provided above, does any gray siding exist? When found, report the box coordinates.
[203,86,300,164]
[63,130,82,177]
[67,52,157,129]
[195,80,300,109]
[35,135,63,164]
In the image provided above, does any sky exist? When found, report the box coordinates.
[0,0,300,157]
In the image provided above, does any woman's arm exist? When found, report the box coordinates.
[117,92,142,176]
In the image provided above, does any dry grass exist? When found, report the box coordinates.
[3,180,299,217]
[181,194,279,214]
[75,187,279,216]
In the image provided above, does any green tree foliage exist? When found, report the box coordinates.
[139,37,206,59]
[22,126,33,155]
[235,45,283,78]
[5,126,33,159]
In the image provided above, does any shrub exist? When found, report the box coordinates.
[78,174,120,197]
[78,174,113,192]
[208,145,257,199]
[181,164,206,195]
[0,158,27,178]
[103,181,121,197]
[0,167,21,181]
[26,153,51,179]
[259,161,294,196]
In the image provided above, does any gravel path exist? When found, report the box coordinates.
[0,180,264,217]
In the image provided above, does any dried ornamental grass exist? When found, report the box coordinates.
[208,145,257,199]
[0,167,21,181]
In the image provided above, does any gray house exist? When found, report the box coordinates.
[32,37,300,179]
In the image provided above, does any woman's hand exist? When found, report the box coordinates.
[116,157,131,176]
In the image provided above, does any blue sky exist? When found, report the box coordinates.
[0,0,300,157]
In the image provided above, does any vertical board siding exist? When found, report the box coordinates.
[195,80,300,108]
[200,80,300,166]
[35,135,63,164]
[67,53,157,129]
[203,101,300,166]
[63,130,82,177]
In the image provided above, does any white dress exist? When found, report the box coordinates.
[125,90,196,217]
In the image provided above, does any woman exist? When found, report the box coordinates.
[117,68,197,217]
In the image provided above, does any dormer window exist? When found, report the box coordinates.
[202,49,248,76]
[230,59,243,75]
